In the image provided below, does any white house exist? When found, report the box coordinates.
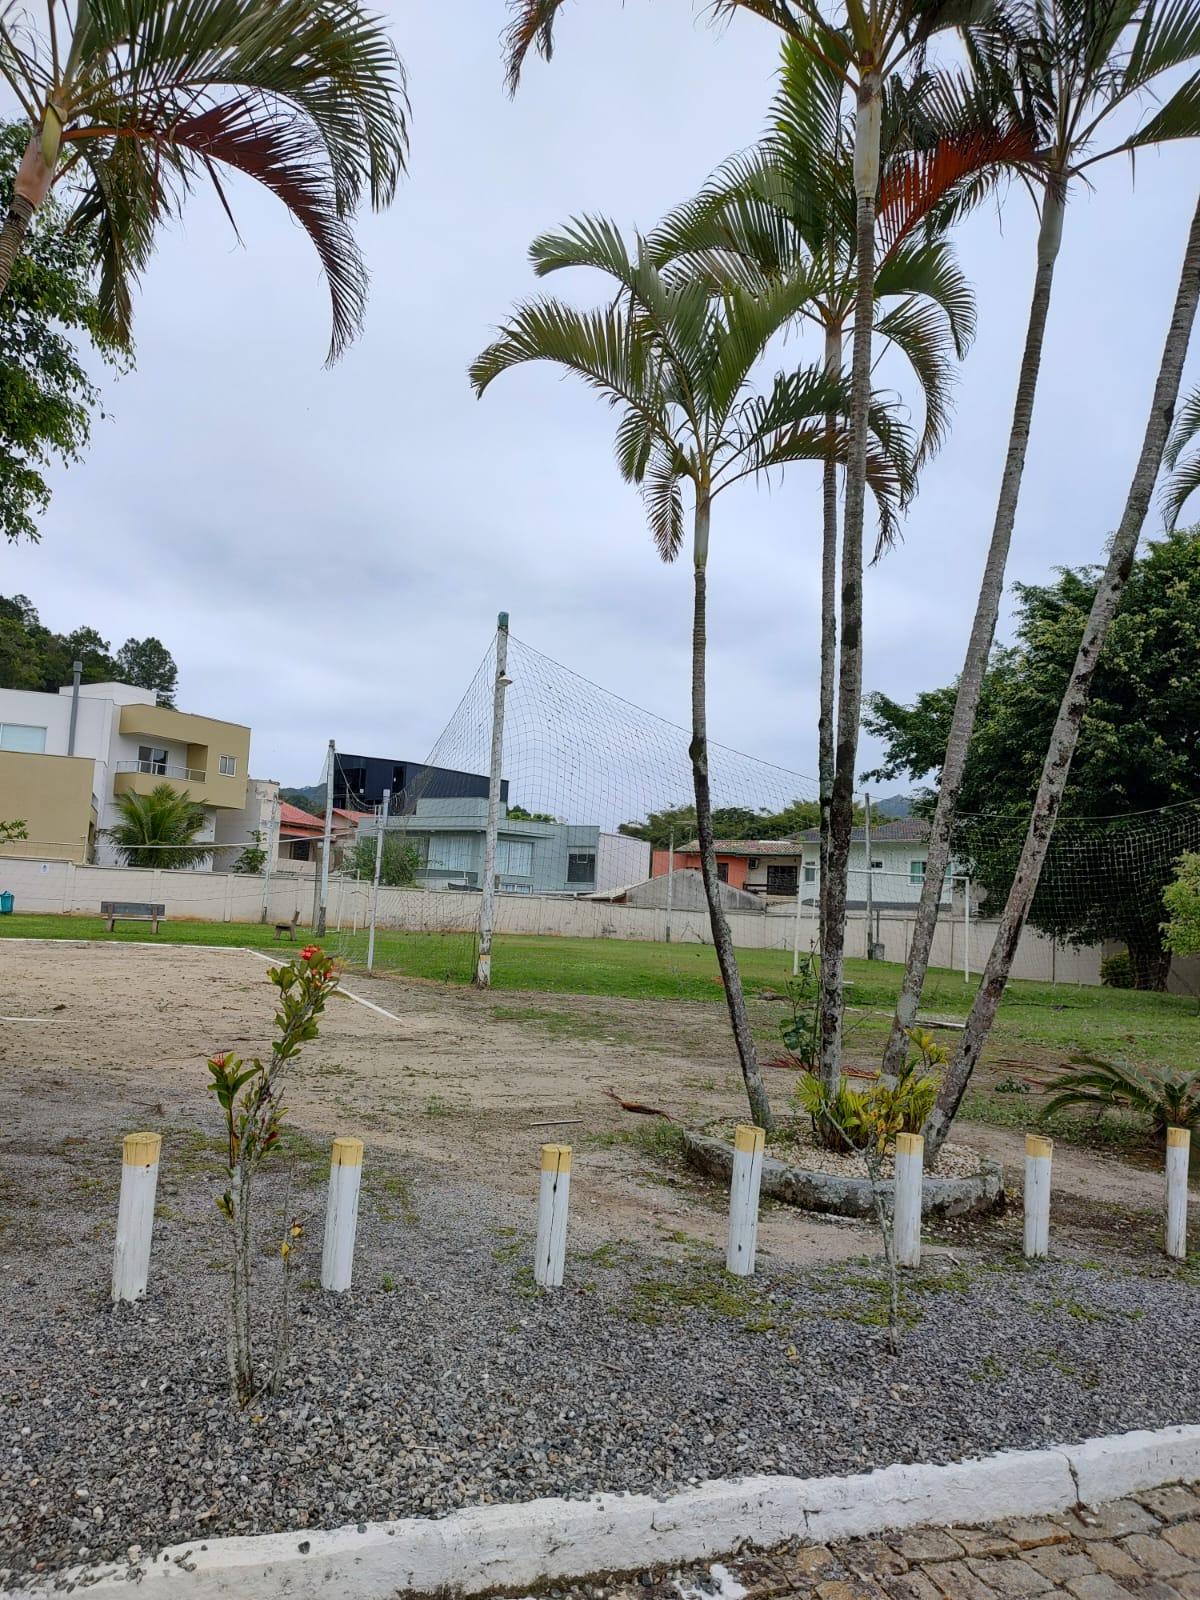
[0,679,253,866]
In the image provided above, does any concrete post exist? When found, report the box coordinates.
[321,1137,363,1293]
[1023,1134,1053,1259]
[1166,1126,1190,1261]
[726,1123,765,1277]
[534,1143,571,1289]
[112,1131,162,1302]
[893,1132,923,1269]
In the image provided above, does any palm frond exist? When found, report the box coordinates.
[642,439,689,561]
[873,296,958,461]
[530,213,636,285]
[503,0,570,92]
[1161,386,1200,528]
[468,295,657,420]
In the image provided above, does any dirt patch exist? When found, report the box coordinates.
[0,941,1173,1266]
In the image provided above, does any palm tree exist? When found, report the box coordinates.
[925,190,1200,1160]
[881,0,1200,1079]
[107,782,213,868]
[470,217,913,1128]
[0,0,408,360]
[647,43,1026,1081]
[503,0,991,1098]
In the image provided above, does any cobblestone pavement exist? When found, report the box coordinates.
[559,1484,1200,1600]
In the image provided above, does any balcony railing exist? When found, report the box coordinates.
[115,760,206,783]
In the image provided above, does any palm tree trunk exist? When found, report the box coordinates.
[879,181,1067,1078]
[0,195,34,299]
[817,324,843,957]
[691,492,774,1130]
[818,71,881,1093]
[925,190,1200,1162]
[0,132,55,301]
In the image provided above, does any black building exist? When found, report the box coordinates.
[332,753,507,813]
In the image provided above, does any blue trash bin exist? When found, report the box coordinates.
[0,892,13,915]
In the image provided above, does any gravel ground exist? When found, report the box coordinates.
[3,1125,1199,1590]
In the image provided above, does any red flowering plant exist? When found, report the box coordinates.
[208,946,339,1405]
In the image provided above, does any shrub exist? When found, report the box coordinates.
[1100,950,1135,988]
[1041,1053,1200,1141]
[795,1028,944,1155]
[1163,851,1200,958]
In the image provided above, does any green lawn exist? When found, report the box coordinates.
[0,910,1195,1071]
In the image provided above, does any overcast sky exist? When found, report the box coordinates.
[4,0,1197,801]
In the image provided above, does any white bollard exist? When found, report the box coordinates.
[893,1132,923,1269]
[1166,1126,1191,1262]
[534,1143,571,1289]
[726,1122,765,1277]
[1024,1134,1053,1259]
[112,1131,162,1303]
[321,1137,364,1293]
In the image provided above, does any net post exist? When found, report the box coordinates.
[367,788,390,973]
[476,613,510,989]
[894,1132,923,1268]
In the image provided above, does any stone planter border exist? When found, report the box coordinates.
[680,1129,1005,1219]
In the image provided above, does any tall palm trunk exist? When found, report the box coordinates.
[817,324,844,957]
[925,191,1200,1161]
[0,132,54,300]
[879,179,1068,1078]
[691,492,775,1130]
[818,71,881,1092]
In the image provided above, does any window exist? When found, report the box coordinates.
[137,744,168,774]
[804,863,817,884]
[870,858,884,870]
[766,864,798,896]
[747,856,759,870]
[0,723,47,753]
[910,859,926,884]
[717,862,729,883]
[567,850,596,884]
[496,838,533,876]
[429,834,474,872]
[219,754,238,776]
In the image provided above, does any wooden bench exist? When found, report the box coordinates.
[101,900,166,934]
[273,909,301,940]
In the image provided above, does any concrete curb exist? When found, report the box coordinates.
[11,1425,1200,1599]
[681,1129,1006,1219]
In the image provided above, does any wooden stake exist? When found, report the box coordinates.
[534,1143,571,1289]
[726,1123,765,1277]
[1023,1134,1053,1260]
[112,1131,162,1303]
[894,1132,923,1269]
[1166,1126,1190,1262]
[321,1137,363,1293]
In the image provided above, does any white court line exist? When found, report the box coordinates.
[0,1016,53,1022]
[241,947,408,1025]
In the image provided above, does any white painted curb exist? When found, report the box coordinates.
[10,1424,1200,1599]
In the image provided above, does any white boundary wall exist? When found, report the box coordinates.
[0,855,1102,985]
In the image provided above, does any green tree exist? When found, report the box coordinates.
[344,834,420,887]
[865,530,1200,991]
[1163,852,1200,960]
[0,594,180,692]
[231,831,268,875]
[107,782,212,869]
[472,216,911,1129]
[0,122,125,544]
[880,0,1200,1078]
[507,804,558,822]
[115,637,178,705]
[0,0,408,362]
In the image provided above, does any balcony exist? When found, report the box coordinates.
[113,760,208,803]
[115,759,207,783]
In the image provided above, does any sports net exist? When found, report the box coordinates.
[325,626,822,982]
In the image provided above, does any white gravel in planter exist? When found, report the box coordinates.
[2,1130,1199,1589]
